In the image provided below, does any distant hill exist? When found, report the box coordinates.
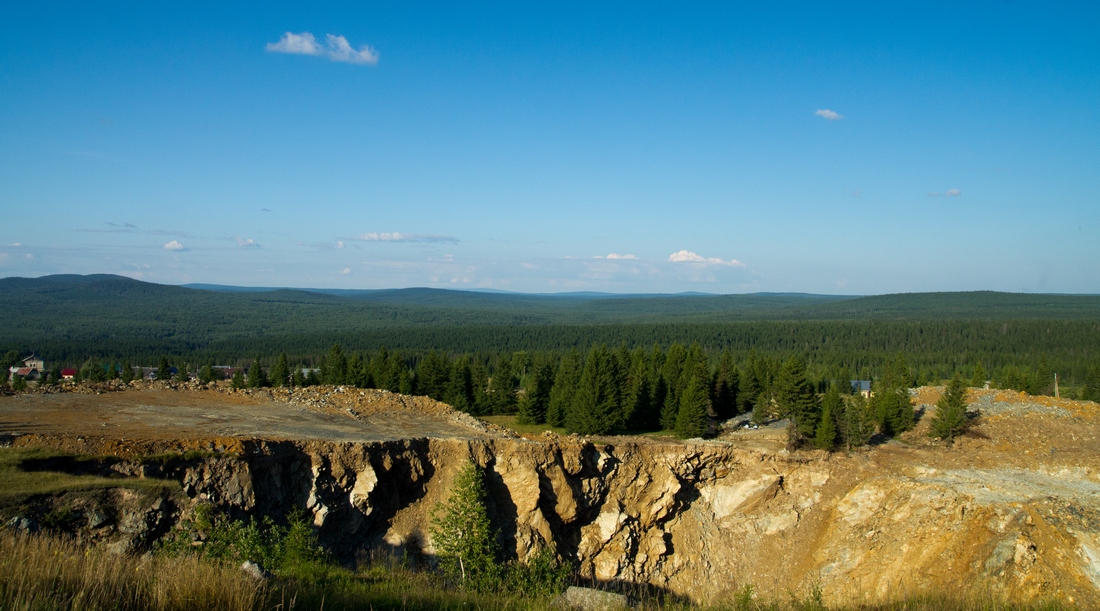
[3,274,1100,362]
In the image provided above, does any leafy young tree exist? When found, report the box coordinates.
[930,373,970,442]
[429,461,501,591]
[12,373,27,391]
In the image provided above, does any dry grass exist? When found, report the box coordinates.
[0,447,173,502]
[0,532,265,611]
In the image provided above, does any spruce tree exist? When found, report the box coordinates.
[489,356,517,414]
[106,362,119,381]
[930,373,970,442]
[231,369,246,389]
[675,377,709,438]
[516,356,553,425]
[248,358,268,388]
[625,353,656,431]
[120,360,134,383]
[157,357,171,382]
[199,364,215,384]
[322,344,348,386]
[814,387,839,450]
[1083,365,1100,402]
[546,349,581,427]
[565,346,622,435]
[416,350,451,401]
[841,392,875,448]
[270,353,290,388]
[970,362,987,389]
[429,461,501,591]
[872,353,915,436]
[176,362,189,382]
[775,355,821,447]
[711,349,739,420]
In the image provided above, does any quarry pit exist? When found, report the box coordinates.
[1,382,1099,606]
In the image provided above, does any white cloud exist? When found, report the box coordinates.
[335,240,345,249]
[340,267,352,275]
[603,253,638,260]
[325,34,379,65]
[945,188,961,197]
[163,240,185,251]
[236,237,260,248]
[266,31,378,66]
[7,242,20,247]
[668,250,745,267]
[815,109,843,121]
[353,232,459,244]
[266,32,323,56]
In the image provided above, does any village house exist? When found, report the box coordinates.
[8,354,45,381]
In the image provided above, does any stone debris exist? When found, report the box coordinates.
[552,586,629,611]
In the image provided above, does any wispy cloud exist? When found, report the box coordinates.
[266,31,379,66]
[668,250,745,267]
[352,232,459,244]
[335,240,345,249]
[928,188,962,197]
[235,237,260,248]
[601,253,638,260]
[340,267,352,275]
[7,242,21,247]
[266,32,323,56]
[163,240,185,251]
[815,109,843,121]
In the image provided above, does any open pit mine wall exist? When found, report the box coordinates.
[178,438,1100,605]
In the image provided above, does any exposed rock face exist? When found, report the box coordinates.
[148,433,1100,606]
[6,387,1100,606]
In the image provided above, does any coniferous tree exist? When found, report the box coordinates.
[291,367,304,387]
[106,362,119,381]
[12,373,27,391]
[347,353,371,388]
[489,355,517,414]
[930,373,970,442]
[444,357,476,413]
[231,369,246,389]
[1083,365,1100,402]
[625,351,657,431]
[814,385,839,450]
[322,344,348,386]
[565,346,622,435]
[248,357,268,388]
[675,377,709,438]
[416,350,451,401]
[270,352,290,387]
[970,362,987,389]
[157,357,171,382]
[199,364,215,384]
[775,355,821,447]
[712,349,739,421]
[516,356,554,425]
[738,352,762,414]
[306,368,321,387]
[121,360,135,383]
[841,392,875,448]
[176,362,189,382]
[546,349,581,427]
[872,353,914,436]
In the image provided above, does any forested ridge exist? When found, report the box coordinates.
[2,274,1099,401]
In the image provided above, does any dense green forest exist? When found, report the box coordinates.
[3,274,1100,410]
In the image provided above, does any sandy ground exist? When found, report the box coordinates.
[0,385,494,445]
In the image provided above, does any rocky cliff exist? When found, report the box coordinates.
[5,386,1100,606]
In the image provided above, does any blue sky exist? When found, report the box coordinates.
[1,2,1097,294]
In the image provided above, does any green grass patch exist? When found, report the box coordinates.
[0,447,175,502]
[480,415,569,436]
